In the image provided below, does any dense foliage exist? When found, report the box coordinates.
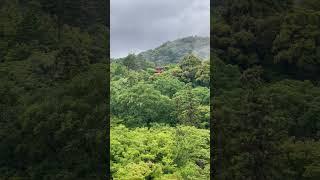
[0,0,108,179]
[111,125,209,179]
[111,53,210,179]
[212,0,320,179]
[4,0,319,179]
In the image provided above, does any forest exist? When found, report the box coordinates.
[110,53,210,179]
[1,0,320,179]
[0,0,108,179]
[212,0,320,179]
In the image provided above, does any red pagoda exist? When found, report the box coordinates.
[155,67,164,75]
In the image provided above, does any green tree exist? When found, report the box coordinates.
[152,74,185,98]
[272,9,320,79]
[114,82,174,126]
[196,60,210,87]
[178,54,202,84]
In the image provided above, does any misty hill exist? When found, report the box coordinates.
[138,36,209,65]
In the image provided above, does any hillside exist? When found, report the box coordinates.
[138,36,209,65]
[111,53,210,178]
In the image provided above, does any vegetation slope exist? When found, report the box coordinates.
[111,52,210,179]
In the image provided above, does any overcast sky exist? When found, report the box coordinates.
[111,0,210,58]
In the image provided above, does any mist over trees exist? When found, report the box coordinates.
[139,36,209,65]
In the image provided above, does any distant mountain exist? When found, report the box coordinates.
[138,36,209,65]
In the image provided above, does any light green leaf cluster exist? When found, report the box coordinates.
[111,125,210,179]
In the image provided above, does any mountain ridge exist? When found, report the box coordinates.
[138,36,209,65]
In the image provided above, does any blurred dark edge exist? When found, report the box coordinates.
[0,0,110,179]
[210,0,218,179]
[106,0,110,179]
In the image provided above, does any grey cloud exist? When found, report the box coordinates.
[111,0,210,58]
